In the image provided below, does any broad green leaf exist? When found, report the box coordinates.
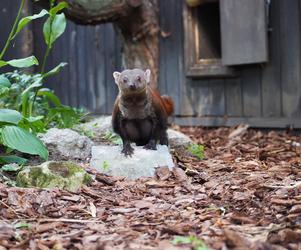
[0,75,11,88]
[0,155,27,165]
[2,125,48,160]
[49,2,68,16]
[2,163,22,172]
[0,109,22,124]
[12,9,48,39]
[37,88,61,106]
[43,13,66,48]
[0,56,39,68]
[43,62,67,78]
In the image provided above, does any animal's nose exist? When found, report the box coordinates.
[129,84,136,90]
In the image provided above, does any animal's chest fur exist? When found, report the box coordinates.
[119,93,153,120]
[118,93,156,145]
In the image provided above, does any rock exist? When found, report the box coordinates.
[90,145,174,180]
[167,129,192,148]
[39,128,93,160]
[74,116,112,138]
[16,161,92,192]
[75,115,191,148]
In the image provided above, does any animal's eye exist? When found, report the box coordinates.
[123,78,128,83]
[136,76,141,82]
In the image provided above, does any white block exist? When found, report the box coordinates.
[90,145,174,180]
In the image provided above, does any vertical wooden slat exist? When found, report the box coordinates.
[241,66,262,117]
[225,78,243,116]
[193,80,210,116]
[158,0,182,115]
[85,26,96,110]
[280,0,301,117]
[94,25,107,114]
[105,24,119,114]
[67,22,77,107]
[261,0,281,117]
[76,25,87,108]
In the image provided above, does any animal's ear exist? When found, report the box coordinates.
[144,69,151,84]
[113,71,121,84]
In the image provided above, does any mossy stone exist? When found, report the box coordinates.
[16,161,92,192]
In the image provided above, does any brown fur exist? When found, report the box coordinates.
[112,69,174,156]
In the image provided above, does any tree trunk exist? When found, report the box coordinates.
[38,0,159,87]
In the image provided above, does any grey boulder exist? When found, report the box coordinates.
[39,128,93,160]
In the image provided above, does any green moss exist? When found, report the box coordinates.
[16,161,92,192]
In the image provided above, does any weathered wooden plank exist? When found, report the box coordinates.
[74,25,89,108]
[65,22,77,106]
[225,78,242,117]
[85,25,96,110]
[205,79,225,116]
[241,66,262,117]
[158,0,181,115]
[104,24,119,114]
[175,1,194,116]
[94,25,107,114]
[193,80,210,116]
[280,0,301,117]
[220,0,268,65]
[261,0,281,117]
[172,117,301,128]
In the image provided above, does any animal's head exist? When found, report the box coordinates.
[113,69,151,94]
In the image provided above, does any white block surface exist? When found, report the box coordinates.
[90,145,174,179]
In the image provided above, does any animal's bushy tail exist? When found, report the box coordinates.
[161,95,174,116]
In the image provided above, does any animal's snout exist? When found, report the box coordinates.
[129,83,136,90]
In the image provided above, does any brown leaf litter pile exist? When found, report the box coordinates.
[0,125,301,249]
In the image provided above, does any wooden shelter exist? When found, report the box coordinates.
[1,0,301,128]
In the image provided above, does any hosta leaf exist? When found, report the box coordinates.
[2,126,48,160]
[43,62,67,78]
[49,2,68,16]
[0,75,11,88]
[0,56,39,68]
[12,9,48,39]
[0,155,27,165]
[43,13,66,48]
[0,109,22,125]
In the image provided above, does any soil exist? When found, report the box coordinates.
[0,125,300,249]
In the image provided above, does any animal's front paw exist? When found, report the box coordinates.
[122,144,134,157]
[143,140,157,150]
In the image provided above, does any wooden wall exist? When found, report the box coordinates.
[1,0,301,128]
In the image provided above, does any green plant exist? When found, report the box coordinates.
[41,1,68,73]
[172,236,208,250]
[0,0,85,169]
[187,144,205,160]
[0,71,85,132]
[0,109,48,161]
[0,0,43,68]
[103,131,122,145]
[0,1,85,132]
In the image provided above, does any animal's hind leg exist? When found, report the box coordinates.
[159,129,168,146]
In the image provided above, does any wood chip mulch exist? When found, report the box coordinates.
[0,125,301,249]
